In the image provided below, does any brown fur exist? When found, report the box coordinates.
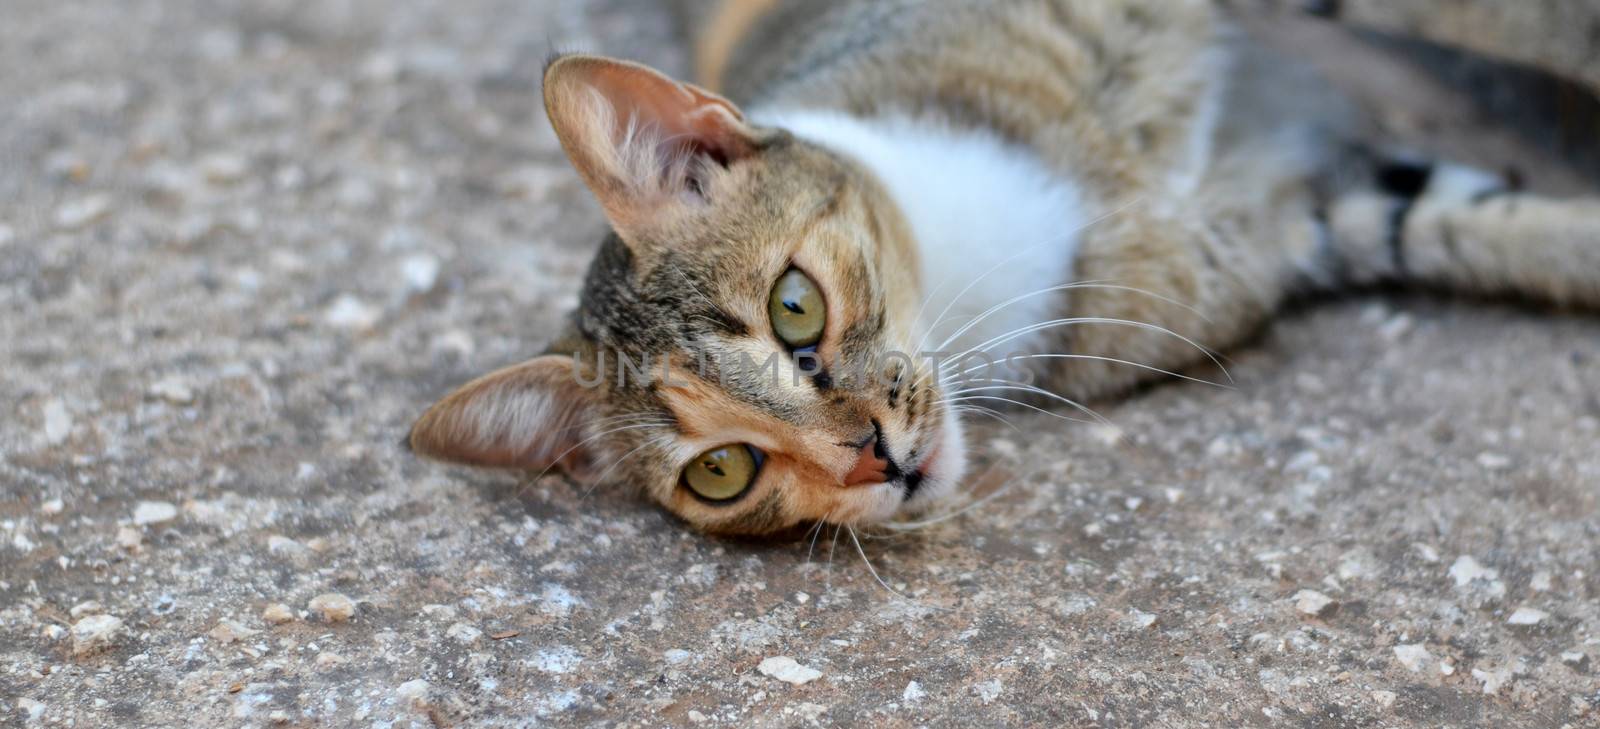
[410,0,1600,535]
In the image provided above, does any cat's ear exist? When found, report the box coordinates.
[542,54,760,231]
[408,355,598,472]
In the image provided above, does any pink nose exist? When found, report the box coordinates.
[843,436,890,487]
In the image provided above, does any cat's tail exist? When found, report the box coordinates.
[668,0,774,92]
[1325,158,1600,308]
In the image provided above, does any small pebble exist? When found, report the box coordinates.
[266,535,303,556]
[17,698,45,722]
[116,526,143,551]
[207,619,259,644]
[315,651,349,670]
[40,499,65,516]
[69,601,103,619]
[198,152,250,184]
[1506,607,1548,626]
[1448,555,1502,591]
[400,254,441,292]
[1127,609,1158,629]
[447,622,483,644]
[1293,589,1337,617]
[308,593,356,622]
[1393,644,1432,672]
[663,649,692,665]
[133,501,179,526]
[757,656,822,686]
[429,329,475,358]
[396,679,431,709]
[42,399,72,445]
[54,194,113,230]
[1371,690,1397,709]
[1471,661,1522,695]
[1560,651,1589,669]
[903,681,926,702]
[262,603,295,624]
[324,295,381,331]
[71,614,124,656]
[148,376,195,404]
[1475,452,1511,470]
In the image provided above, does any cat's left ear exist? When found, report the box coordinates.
[408,354,598,473]
[542,54,761,233]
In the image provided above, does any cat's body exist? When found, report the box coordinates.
[702,0,1600,398]
[409,0,1600,535]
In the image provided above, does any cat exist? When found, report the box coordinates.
[408,0,1600,536]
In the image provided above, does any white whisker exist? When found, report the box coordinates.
[951,352,1231,390]
[943,380,1113,428]
[934,281,1212,352]
[531,419,671,484]
[581,434,670,498]
[952,316,1230,383]
[847,526,939,606]
[804,510,833,564]
[949,405,1022,432]
[941,394,1096,426]
[881,467,1034,531]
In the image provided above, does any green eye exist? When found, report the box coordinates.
[769,268,826,348]
[683,445,762,502]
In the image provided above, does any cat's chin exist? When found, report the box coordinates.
[891,407,970,521]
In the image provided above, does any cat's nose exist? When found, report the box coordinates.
[842,433,891,487]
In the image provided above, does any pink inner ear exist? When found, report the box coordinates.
[408,356,595,472]
[583,63,756,168]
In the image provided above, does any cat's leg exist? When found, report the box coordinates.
[1329,161,1600,308]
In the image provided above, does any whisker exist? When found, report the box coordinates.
[942,380,1113,428]
[949,352,1232,390]
[941,394,1096,426]
[529,419,671,485]
[953,316,1231,383]
[847,526,937,606]
[881,466,1035,531]
[826,524,842,590]
[949,405,1022,433]
[580,434,670,499]
[804,510,833,564]
[934,281,1213,352]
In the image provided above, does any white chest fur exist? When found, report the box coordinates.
[751,109,1086,359]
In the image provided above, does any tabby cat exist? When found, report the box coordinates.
[408,0,1600,535]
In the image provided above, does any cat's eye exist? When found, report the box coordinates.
[769,268,826,349]
[683,444,763,502]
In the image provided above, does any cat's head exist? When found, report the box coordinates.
[409,54,967,535]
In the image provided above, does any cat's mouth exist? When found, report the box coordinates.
[897,443,938,499]
[888,410,967,517]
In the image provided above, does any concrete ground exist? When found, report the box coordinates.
[2,1,1596,726]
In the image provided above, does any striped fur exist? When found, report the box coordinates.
[410,0,1600,535]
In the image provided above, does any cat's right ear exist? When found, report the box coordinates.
[542,54,762,236]
[408,354,598,473]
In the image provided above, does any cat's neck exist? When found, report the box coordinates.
[751,109,1086,356]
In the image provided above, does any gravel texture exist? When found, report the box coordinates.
[3,1,1598,727]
